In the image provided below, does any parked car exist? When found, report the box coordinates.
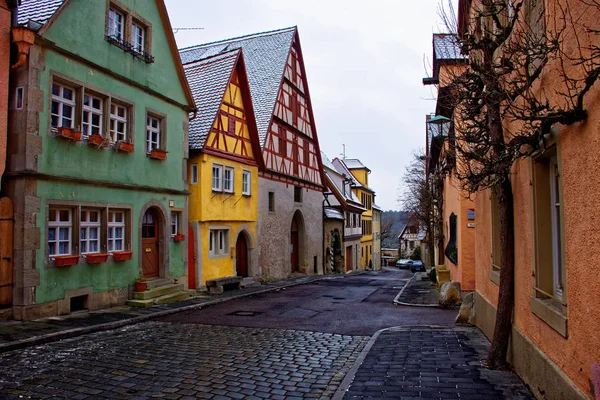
[395,259,413,269]
[410,260,425,272]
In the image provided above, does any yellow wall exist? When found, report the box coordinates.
[353,187,373,268]
[351,168,369,187]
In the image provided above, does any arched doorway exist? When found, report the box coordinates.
[142,209,160,278]
[236,234,248,277]
[291,214,300,273]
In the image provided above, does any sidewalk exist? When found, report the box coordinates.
[0,274,328,353]
[336,326,534,400]
[394,274,440,307]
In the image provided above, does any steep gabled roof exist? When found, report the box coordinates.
[343,158,371,172]
[332,158,364,189]
[18,0,67,28]
[179,27,296,146]
[184,50,240,149]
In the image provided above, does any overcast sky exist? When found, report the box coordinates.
[165,0,449,211]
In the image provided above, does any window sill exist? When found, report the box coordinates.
[489,269,500,286]
[530,296,568,337]
[208,252,229,260]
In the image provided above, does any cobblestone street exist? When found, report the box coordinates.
[0,322,368,399]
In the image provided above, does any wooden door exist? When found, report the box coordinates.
[0,198,13,307]
[236,234,248,277]
[141,209,159,278]
[188,225,195,289]
[291,217,299,273]
[346,246,352,272]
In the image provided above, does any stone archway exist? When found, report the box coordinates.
[233,224,257,278]
[290,210,306,273]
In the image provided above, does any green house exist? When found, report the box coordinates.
[5,0,196,320]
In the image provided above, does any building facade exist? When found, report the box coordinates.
[322,151,365,273]
[372,205,381,270]
[183,50,262,288]
[180,27,326,280]
[5,0,195,320]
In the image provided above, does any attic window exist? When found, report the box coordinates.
[106,3,154,64]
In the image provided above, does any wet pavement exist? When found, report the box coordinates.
[394,275,440,307]
[0,268,534,399]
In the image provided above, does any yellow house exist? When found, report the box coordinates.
[333,158,376,269]
[183,50,263,288]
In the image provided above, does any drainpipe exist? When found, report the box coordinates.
[10,26,35,71]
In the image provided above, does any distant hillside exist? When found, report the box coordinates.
[381,210,411,248]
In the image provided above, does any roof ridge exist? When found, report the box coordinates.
[183,48,240,68]
[179,26,296,53]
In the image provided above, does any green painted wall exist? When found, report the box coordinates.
[28,0,190,304]
[42,0,188,106]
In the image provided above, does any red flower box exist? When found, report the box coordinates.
[112,251,133,261]
[53,255,80,267]
[85,253,109,264]
[115,140,134,153]
[149,149,167,160]
[87,134,108,147]
[173,234,185,242]
[57,127,82,141]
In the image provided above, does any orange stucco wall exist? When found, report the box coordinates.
[0,1,10,183]
[474,2,600,396]
[442,173,476,291]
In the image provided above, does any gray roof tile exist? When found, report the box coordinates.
[180,27,296,147]
[343,158,369,170]
[18,0,65,27]
[184,50,239,150]
[324,207,344,220]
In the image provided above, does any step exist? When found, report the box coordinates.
[146,278,171,290]
[133,283,184,300]
[127,290,191,308]
[241,277,261,288]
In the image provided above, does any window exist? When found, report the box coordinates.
[212,164,223,191]
[268,192,275,211]
[80,210,101,254]
[209,229,229,256]
[279,136,286,156]
[227,115,236,136]
[345,212,350,228]
[170,212,179,237]
[51,83,76,129]
[82,93,103,137]
[445,213,458,265]
[191,164,198,184]
[108,210,125,252]
[409,241,415,250]
[48,208,72,256]
[491,191,501,273]
[224,166,234,193]
[532,149,564,302]
[294,186,302,203]
[242,170,251,195]
[110,102,128,143]
[15,87,24,110]
[107,8,124,41]
[131,22,145,53]
[146,114,161,152]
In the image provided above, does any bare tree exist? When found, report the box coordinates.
[380,213,396,245]
[440,0,600,368]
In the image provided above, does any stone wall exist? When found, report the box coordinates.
[257,177,323,279]
[323,219,343,274]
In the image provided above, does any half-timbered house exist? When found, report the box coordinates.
[180,27,326,279]
[183,49,263,288]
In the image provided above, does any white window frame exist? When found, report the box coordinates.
[108,8,124,41]
[242,170,251,196]
[80,209,101,254]
[82,93,103,138]
[110,102,128,143]
[51,83,76,129]
[209,228,229,256]
[108,210,126,252]
[131,22,145,53]
[224,166,234,193]
[48,208,72,256]
[191,164,198,184]
[171,212,179,237]
[146,115,161,153]
[212,164,223,192]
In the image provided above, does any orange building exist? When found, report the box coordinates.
[456,1,600,398]
[0,0,16,183]
[423,34,475,291]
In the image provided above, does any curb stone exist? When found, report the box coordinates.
[393,274,440,307]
